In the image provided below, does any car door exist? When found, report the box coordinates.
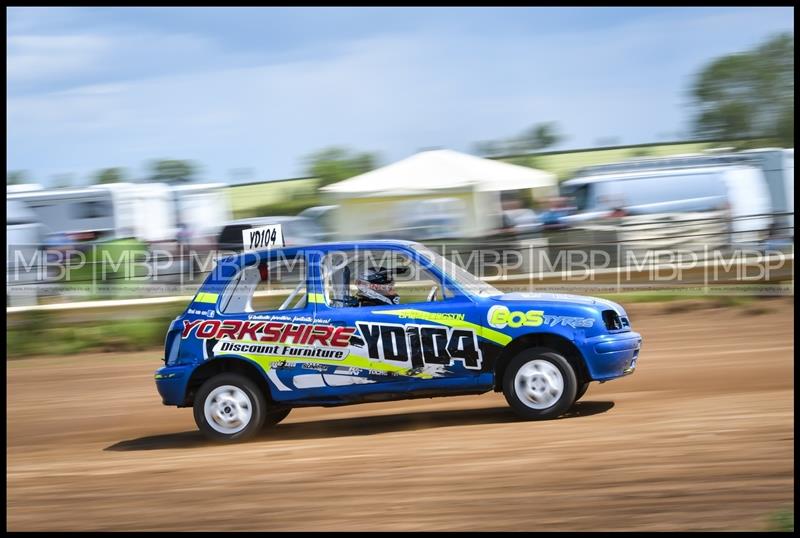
[213,247,319,400]
[312,245,485,395]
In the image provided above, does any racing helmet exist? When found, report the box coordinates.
[356,266,399,305]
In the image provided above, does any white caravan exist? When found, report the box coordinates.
[170,183,232,246]
[7,183,176,243]
[6,200,46,305]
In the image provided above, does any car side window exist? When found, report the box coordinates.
[220,254,307,314]
[322,248,444,308]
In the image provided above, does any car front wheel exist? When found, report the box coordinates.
[263,407,291,428]
[193,373,266,442]
[503,348,578,420]
[574,381,590,402]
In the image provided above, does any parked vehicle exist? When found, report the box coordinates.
[738,148,794,234]
[6,200,45,305]
[7,183,176,243]
[6,184,44,194]
[155,239,641,442]
[170,183,232,248]
[392,214,462,241]
[384,198,468,241]
[501,208,544,237]
[559,163,773,241]
[298,205,339,242]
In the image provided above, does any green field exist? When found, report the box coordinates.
[226,140,733,219]
[227,177,320,218]
[499,140,721,181]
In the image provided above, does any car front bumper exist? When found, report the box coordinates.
[582,331,641,381]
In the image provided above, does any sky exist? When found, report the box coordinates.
[6,7,795,186]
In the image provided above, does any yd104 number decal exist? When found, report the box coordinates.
[357,322,483,370]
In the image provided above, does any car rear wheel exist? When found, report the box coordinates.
[503,348,578,420]
[193,373,266,442]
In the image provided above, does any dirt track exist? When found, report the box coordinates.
[7,299,795,531]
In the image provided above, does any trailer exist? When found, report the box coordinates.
[7,182,176,243]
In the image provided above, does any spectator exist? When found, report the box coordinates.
[540,196,571,230]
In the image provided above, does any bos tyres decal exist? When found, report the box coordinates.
[488,305,544,328]
[487,305,594,329]
[356,322,483,370]
[181,320,355,347]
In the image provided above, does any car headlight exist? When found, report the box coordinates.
[602,310,623,331]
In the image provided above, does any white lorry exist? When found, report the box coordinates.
[559,156,777,242]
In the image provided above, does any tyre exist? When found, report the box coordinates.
[193,373,267,442]
[263,407,291,428]
[502,348,578,420]
[574,381,590,402]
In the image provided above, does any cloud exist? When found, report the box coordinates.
[7,34,111,84]
[6,8,794,184]
[7,30,225,96]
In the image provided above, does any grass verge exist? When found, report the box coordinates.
[6,292,790,358]
[7,310,177,358]
[767,507,794,532]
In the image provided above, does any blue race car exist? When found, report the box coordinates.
[156,240,641,442]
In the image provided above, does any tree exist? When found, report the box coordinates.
[595,136,621,147]
[516,122,563,152]
[149,159,197,184]
[94,167,127,185]
[7,170,28,185]
[304,147,378,188]
[474,121,565,156]
[691,32,794,146]
[473,140,504,157]
[52,174,74,189]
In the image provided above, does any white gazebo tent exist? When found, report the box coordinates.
[321,149,557,239]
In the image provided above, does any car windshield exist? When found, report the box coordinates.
[413,244,503,297]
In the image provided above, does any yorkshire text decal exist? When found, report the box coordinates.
[181,319,355,347]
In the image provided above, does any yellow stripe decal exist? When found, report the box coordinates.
[194,292,219,304]
[308,293,325,304]
[373,309,512,346]
[245,353,433,378]
[215,339,433,379]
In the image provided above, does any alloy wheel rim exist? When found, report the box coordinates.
[514,359,564,410]
[204,385,253,434]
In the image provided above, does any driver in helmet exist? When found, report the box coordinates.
[355,266,400,306]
